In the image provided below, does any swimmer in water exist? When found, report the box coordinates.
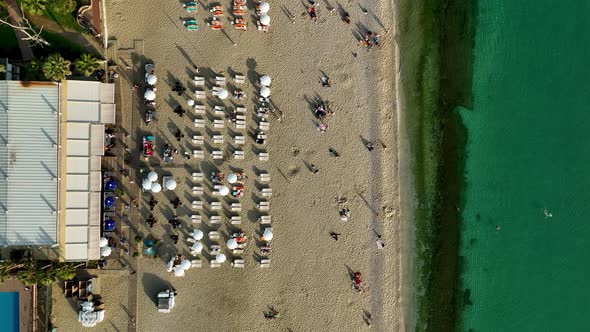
[544,208,553,218]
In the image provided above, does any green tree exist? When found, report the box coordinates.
[42,54,71,81]
[47,0,75,15]
[0,64,6,73]
[75,53,100,77]
[26,58,42,80]
[21,0,47,15]
[0,262,24,283]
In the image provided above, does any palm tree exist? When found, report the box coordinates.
[26,58,42,80]
[75,54,100,77]
[42,54,71,82]
[0,262,24,283]
[21,0,47,15]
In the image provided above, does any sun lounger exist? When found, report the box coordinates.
[214,105,225,116]
[210,201,222,210]
[192,135,204,145]
[230,216,241,224]
[259,120,270,131]
[234,74,245,84]
[187,237,196,244]
[192,200,203,210]
[256,132,268,143]
[234,120,246,129]
[191,259,202,268]
[210,5,224,16]
[230,203,241,212]
[193,76,205,86]
[231,259,245,268]
[234,0,246,5]
[194,118,205,128]
[234,149,244,159]
[233,7,246,16]
[190,213,201,223]
[257,200,270,211]
[213,119,225,128]
[210,260,221,268]
[260,187,272,197]
[258,172,270,182]
[192,172,203,182]
[209,215,222,224]
[233,135,245,145]
[215,75,226,86]
[209,231,221,240]
[259,215,272,225]
[193,149,205,159]
[257,107,270,117]
[258,151,269,161]
[258,259,271,268]
[213,135,224,144]
[194,89,206,99]
[194,104,206,114]
[211,149,223,159]
[257,22,268,32]
[192,186,203,195]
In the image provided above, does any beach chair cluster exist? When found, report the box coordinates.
[230,0,248,30]
[255,1,270,32]
[190,171,204,224]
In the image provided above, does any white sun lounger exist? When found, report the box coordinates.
[194,118,205,128]
[213,119,224,128]
[191,213,201,223]
[210,260,221,268]
[191,259,202,268]
[231,259,245,268]
[210,201,222,210]
[212,184,225,196]
[193,149,205,159]
[194,104,206,114]
[213,135,224,144]
[235,106,246,113]
[234,149,244,159]
[233,74,245,84]
[258,259,271,268]
[192,200,203,210]
[193,76,205,86]
[209,231,221,240]
[260,187,272,197]
[214,105,225,116]
[258,151,269,161]
[258,172,270,182]
[192,172,203,182]
[259,120,270,131]
[211,149,223,159]
[230,203,241,211]
[192,186,203,195]
[235,120,246,129]
[259,215,272,225]
[192,135,204,145]
[194,89,206,99]
[209,215,222,224]
[257,200,270,211]
[230,216,241,224]
[256,107,269,117]
[233,135,245,145]
[215,76,226,86]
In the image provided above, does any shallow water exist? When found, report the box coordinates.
[458,1,590,331]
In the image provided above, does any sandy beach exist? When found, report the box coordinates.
[52,0,407,330]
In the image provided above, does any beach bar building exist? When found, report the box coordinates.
[0,80,115,261]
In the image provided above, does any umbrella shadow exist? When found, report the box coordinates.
[142,273,171,306]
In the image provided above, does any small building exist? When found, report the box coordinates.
[0,80,116,261]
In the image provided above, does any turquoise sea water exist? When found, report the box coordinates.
[0,292,19,332]
[458,2,590,331]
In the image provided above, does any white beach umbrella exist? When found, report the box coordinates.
[190,242,203,253]
[260,14,271,26]
[215,88,229,100]
[99,237,109,248]
[180,259,191,270]
[260,86,271,98]
[144,89,156,101]
[192,229,204,240]
[165,178,177,190]
[187,98,195,106]
[215,253,227,263]
[227,238,238,250]
[260,75,271,86]
[262,228,273,241]
[173,265,185,277]
[259,2,270,14]
[142,178,152,191]
[219,185,230,196]
[146,74,157,85]
[151,182,162,193]
[148,171,158,182]
[100,246,112,257]
[227,173,238,184]
[166,257,175,272]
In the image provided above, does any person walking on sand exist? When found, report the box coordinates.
[310,164,320,174]
[329,148,340,157]
[330,232,341,241]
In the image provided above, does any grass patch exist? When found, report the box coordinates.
[42,7,83,32]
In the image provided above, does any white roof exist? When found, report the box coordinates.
[67,101,100,122]
[64,243,88,261]
[0,81,59,245]
[67,81,100,101]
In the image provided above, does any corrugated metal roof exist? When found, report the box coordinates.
[0,81,59,245]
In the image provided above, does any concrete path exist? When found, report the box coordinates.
[4,0,34,60]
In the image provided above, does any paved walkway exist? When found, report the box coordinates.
[4,0,34,61]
